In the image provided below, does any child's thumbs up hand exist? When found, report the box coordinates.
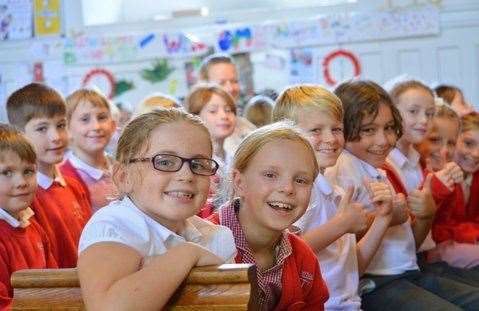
[336,186,369,234]
[435,162,463,191]
[365,179,393,211]
[408,174,436,220]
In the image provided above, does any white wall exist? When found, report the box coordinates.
[0,0,478,122]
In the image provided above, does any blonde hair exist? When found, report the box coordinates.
[135,93,180,115]
[116,108,211,165]
[273,84,343,123]
[233,121,319,177]
[66,89,110,121]
[435,102,459,122]
[461,112,479,133]
[185,83,237,115]
[389,80,434,105]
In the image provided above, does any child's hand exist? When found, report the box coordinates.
[408,174,436,220]
[336,186,369,234]
[191,243,225,267]
[390,193,409,225]
[435,162,464,190]
[365,179,393,212]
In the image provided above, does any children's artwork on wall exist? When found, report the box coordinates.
[215,25,268,54]
[215,6,439,54]
[141,59,175,84]
[289,48,316,84]
[33,0,62,37]
[0,0,33,40]
[114,79,135,98]
[63,31,209,65]
[322,49,361,86]
[81,68,116,99]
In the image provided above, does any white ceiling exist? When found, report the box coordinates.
[82,0,356,26]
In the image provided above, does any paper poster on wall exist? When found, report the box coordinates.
[0,0,33,40]
[215,25,267,54]
[63,31,208,65]
[34,0,62,37]
[289,48,316,84]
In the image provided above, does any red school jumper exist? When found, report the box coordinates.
[427,170,479,244]
[209,204,329,311]
[0,219,58,310]
[32,175,92,268]
[59,159,91,202]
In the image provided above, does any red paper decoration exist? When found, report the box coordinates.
[81,68,116,99]
[322,49,361,86]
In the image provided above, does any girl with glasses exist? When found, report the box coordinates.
[77,108,236,310]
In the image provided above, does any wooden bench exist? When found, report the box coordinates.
[11,264,258,310]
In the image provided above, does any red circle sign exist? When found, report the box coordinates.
[81,68,116,99]
[322,49,361,86]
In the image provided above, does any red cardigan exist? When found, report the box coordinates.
[209,213,329,311]
[429,170,479,243]
[0,219,57,309]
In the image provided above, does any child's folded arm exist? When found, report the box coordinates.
[78,241,220,311]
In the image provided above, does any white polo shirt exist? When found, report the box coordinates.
[295,174,361,311]
[79,196,237,262]
[325,151,418,275]
[386,147,436,252]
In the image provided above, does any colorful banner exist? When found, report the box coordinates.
[215,6,440,53]
[62,32,209,65]
[29,6,439,65]
[34,0,62,37]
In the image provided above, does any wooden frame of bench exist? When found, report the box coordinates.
[11,263,258,310]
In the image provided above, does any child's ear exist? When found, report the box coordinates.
[232,169,246,197]
[112,163,133,194]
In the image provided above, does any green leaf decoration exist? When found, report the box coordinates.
[141,59,175,83]
[114,80,135,97]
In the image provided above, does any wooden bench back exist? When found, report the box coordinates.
[11,264,258,310]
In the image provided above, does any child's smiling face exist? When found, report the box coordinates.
[120,121,212,232]
[346,103,397,168]
[233,139,315,233]
[455,129,479,174]
[68,101,116,156]
[0,151,37,218]
[396,88,435,144]
[296,107,344,170]
[417,117,459,171]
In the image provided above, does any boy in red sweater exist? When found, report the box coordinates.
[0,124,57,310]
[6,83,92,268]
[209,123,328,310]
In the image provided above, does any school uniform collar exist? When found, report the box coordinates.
[220,199,292,271]
[389,147,420,169]
[0,207,35,228]
[37,167,67,189]
[314,173,334,196]
[345,150,385,181]
[66,151,108,181]
[123,196,202,244]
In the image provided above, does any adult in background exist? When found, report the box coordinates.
[199,54,256,155]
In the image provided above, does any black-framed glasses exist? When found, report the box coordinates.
[129,154,219,176]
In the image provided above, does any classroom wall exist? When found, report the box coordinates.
[0,0,478,122]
